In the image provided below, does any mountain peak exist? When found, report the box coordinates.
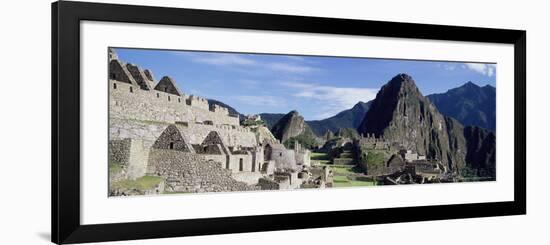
[388,73,415,85]
[358,74,427,137]
[271,110,314,143]
[462,81,480,88]
[288,110,300,116]
[358,73,467,171]
[383,73,421,96]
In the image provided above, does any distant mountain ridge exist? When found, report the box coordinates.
[307,101,371,136]
[259,113,286,129]
[427,82,496,131]
[214,81,495,140]
[260,101,371,137]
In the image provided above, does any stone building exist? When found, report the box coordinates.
[357,133,390,150]
[108,48,306,194]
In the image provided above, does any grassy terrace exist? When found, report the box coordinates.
[310,152,376,188]
[310,152,331,165]
[332,175,376,187]
[331,165,361,175]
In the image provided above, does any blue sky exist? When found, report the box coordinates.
[113,48,496,120]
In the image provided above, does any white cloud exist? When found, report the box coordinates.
[233,95,286,107]
[282,81,378,119]
[464,63,496,77]
[437,63,457,71]
[193,53,257,66]
[267,62,317,73]
[188,53,318,74]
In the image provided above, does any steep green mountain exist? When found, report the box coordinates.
[271,110,319,149]
[307,101,371,136]
[259,113,286,129]
[427,82,496,131]
[463,126,496,177]
[357,74,495,177]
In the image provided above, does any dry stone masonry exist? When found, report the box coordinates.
[108,48,312,195]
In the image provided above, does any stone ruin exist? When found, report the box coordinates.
[108,48,312,195]
[357,133,391,150]
[350,132,448,184]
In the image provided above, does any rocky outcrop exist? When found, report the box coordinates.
[322,129,335,141]
[271,110,314,143]
[463,126,496,177]
[271,110,320,149]
[357,74,495,176]
[358,74,464,171]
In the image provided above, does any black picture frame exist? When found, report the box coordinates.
[52,1,526,244]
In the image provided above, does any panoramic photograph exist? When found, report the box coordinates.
[107,47,496,196]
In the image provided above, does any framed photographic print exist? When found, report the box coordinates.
[52,1,526,244]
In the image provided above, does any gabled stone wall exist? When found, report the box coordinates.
[148,149,259,193]
[110,118,257,151]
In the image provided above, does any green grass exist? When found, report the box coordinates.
[109,161,123,176]
[112,176,163,191]
[332,175,376,187]
[366,150,386,168]
[311,152,329,160]
[339,152,354,158]
[162,191,192,195]
[314,160,331,166]
[331,166,357,175]
[310,152,332,165]
[332,175,349,183]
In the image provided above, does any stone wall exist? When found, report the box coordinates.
[126,139,150,179]
[258,177,280,190]
[125,63,154,90]
[109,139,131,165]
[187,95,209,110]
[108,138,149,179]
[232,172,264,185]
[152,124,195,153]
[148,149,259,193]
[109,117,257,148]
[200,154,227,169]
[262,160,276,175]
[267,144,298,170]
[109,60,136,85]
[110,80,240,126]
[295,150,311,166]
[228,154,254,173]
